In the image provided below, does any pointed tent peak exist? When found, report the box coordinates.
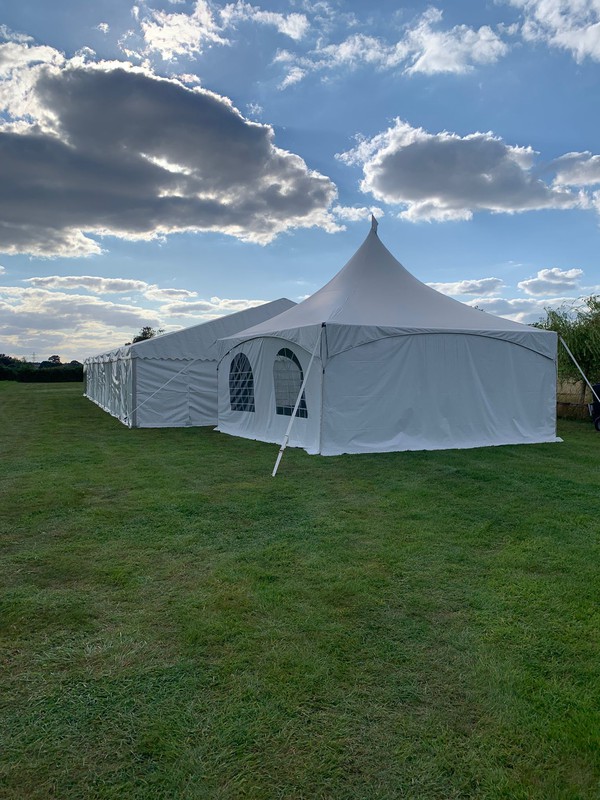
[219,219,548,356]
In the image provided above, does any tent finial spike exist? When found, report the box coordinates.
[371,213,378,233]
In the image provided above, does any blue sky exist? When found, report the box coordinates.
[1,0,600,361]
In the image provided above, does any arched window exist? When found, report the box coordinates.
[273,348,308,418]
[229,353,255,412]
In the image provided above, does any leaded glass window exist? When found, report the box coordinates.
[273,348,308,418]
[229,352,255,412]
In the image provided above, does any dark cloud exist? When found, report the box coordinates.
[339,119,580,221]
[0,48,338,256]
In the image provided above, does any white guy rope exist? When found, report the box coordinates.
[272,326,324,477]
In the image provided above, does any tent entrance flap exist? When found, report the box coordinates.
[272,325,323,477]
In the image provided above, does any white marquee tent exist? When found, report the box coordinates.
[216,220,559,455]
[84,298,295,428]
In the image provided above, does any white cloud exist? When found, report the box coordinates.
[275,7,508,87]
[175,72,202,84]
[468,295,575,324]
[517,267,584,295]
[0,25,33,44]
[3,287,147,322]
[403,7,508,75]
[135,0,308,62]
[338,119,581,222]
[332,204,384,222]
[278,65,306,89]
[75,46,97,61]
[428,277,505,295]
[0,42,339,256]
[0,265,5,274]
[25,275,151,293]
[220,2,309,40]
[296,1,358,34]
[552,151,600,186]
[23,274,208,302]
[143,286,198,302]
[117,31,143,61]
[2,274,280,357]
[0,41,67,133]
[139,0,228,61]
[96,23,110,34]
[0,285,161,336]
[246,102,263,117]
[161,295,266,317]
[310,33,405,70]
[508,0,600,62]
[0,280,271,359]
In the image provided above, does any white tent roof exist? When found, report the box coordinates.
[85,298,296,363]
[221,219,555,359]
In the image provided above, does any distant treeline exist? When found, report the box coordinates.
[0,355,83,382]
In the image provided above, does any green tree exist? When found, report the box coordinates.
[535,295,600,399]
[39,355,63,368]
[0,354,20,367]
[125,326,164,345]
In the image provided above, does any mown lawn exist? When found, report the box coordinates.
[1,382,599,799]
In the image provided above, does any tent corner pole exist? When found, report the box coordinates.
[272,326,324,478]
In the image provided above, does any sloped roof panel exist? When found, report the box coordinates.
[85,298,296,363]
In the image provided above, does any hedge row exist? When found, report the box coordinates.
[0,365,84,382]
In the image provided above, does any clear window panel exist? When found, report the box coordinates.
[229,353,255,412]
[273,348,308,418]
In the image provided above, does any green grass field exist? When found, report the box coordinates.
[1,382,599,799]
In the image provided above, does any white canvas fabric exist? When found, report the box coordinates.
[217,221,559,455]
[84,298,295,427]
